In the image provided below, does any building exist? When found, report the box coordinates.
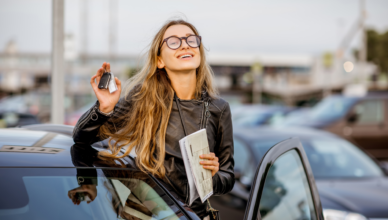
[207,52,377,106]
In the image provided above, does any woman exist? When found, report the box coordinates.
[73,19,234,219]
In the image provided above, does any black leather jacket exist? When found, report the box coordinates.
[72,89,235,218]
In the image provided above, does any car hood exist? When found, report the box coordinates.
[316,177,388,218]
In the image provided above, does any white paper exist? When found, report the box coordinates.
[179,139,199,205]
[108,72,118,93]
[179,129,213,205]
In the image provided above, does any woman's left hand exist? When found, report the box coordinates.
[200,153,219,177]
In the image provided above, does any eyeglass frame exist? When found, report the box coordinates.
[158,35,202,55]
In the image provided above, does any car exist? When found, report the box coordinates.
[0,93,95,124]
[232,104,299,127]
[0,125,324,220]
[277,93,388,161]
[209,126,388,220]
[0,111,40,128]
[0,92,51,123]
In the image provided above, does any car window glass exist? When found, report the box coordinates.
[267,112,287,125]
[258,150,317,220]
[353,100,384,124]
[0,168,189,220]
[234,113,270,126]
[303,139,383,178]
[243,160,257,184]
[310,96,357,121]
[252,138,383,179]
[234,138,250,174]
[252,140,279,159]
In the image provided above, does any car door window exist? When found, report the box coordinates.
[258,150,316,220]
[353,100,384,124]
[244,138,322,220]
[0,168,191,220]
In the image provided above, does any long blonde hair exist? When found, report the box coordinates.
[99,20,218,178]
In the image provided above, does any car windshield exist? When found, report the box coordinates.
[233,107,285,126]
[251,137,384,179]
[233,112,272,126]
[0,168,188,220]
[274,109,310,126]
[309,96,358,121]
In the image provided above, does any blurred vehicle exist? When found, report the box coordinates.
[277,94,388,161]
[0,125,324,220]
[232,104,299,127]
[210,126,388,220]
[65,101,96,125]
[0,93,43,114]
[0,92,52,123]
[271,107,311,126]
[0,92,95,124]
[0,111,40,128]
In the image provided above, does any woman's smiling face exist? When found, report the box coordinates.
[158,24,201,73]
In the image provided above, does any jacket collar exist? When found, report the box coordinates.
[173,88,211,102]
[200,89,211,102]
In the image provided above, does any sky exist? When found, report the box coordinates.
[1,0,388,56]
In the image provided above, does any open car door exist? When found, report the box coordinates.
[243,137,324,220]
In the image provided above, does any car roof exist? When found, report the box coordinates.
[0,128,76,167]
[0,127,130,168]
[233,126,338,143]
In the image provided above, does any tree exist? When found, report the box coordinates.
[354,29,388,76]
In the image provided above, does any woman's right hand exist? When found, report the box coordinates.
[90,62,122,113]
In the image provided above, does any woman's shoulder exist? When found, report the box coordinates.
[209,97,230,113]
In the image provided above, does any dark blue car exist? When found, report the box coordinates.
[209,126,388,220]
[0,124,324,220]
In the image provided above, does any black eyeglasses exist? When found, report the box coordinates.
[160,35,201,51]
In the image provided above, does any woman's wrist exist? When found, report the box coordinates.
[98,106,114,115]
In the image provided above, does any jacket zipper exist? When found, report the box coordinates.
[201,101,210,129]
[72,105,99,137]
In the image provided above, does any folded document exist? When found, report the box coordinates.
[179,129,213,206]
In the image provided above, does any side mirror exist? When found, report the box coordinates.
[347,112,359,124]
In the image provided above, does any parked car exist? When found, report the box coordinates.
[232,104,298,127]
[0,125,324,220]
[278,94,388,161]
[0,92,51,122]
[0,93,94,124]
[0,111,40,127]
[209,126,388,220]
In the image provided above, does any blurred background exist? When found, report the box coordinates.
[0,0,387,159]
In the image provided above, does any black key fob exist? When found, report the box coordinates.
[98,72,111,89]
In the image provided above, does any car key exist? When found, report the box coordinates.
[108,72,118,93]
[98,72,111,89]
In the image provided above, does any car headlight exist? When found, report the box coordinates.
[323,209,367,220]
